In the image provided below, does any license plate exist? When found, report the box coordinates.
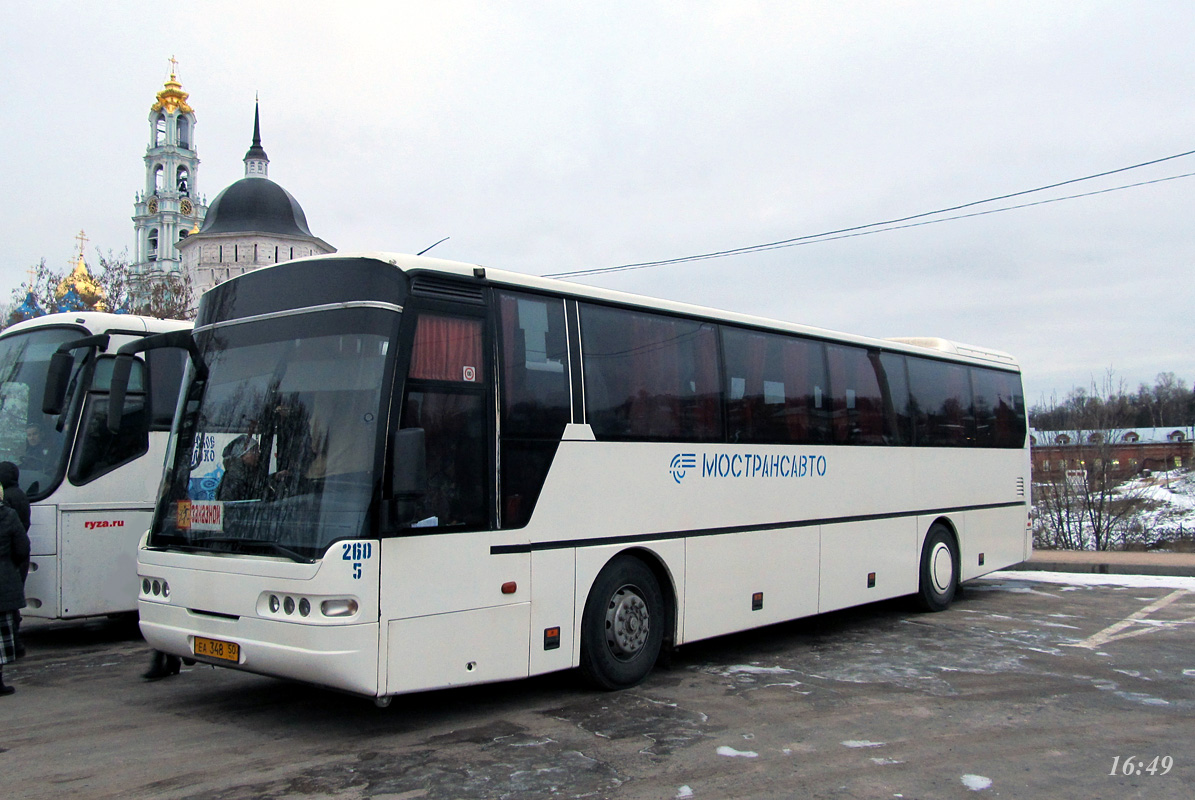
[194,636,240,663]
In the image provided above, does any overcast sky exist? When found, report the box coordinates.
[2,1,1192,404]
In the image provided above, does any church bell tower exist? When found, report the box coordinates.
[132,59,207,282]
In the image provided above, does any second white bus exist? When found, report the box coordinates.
[0,312,188,620]
[130,253,1030,701]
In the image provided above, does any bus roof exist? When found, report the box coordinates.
[274,251,1022,371]
[1,312,191,339]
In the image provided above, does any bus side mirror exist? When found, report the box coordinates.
[42,351,75,415]
[392,428,427,525]
[106,353,136,434]
[391,428,427,499]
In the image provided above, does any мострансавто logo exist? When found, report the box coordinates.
[669,453,697,483]
[670,451,828,483]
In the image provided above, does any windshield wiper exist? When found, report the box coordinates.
[186,536,315,564]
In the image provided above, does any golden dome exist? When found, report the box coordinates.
[151,59,193,115]
[56,254,106,310]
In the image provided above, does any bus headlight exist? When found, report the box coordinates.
[257,592,358,620]
[139,576,171,603]
[321,598,358,617]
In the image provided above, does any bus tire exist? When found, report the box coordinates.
[916,523,959,612]
[580,555,665,690]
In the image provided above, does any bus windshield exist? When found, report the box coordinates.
[150,309,397,560]
[0,327,84,499]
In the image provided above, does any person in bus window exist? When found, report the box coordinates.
[21,424,52,475]
[216,435,263,501]
[0,484,30,696]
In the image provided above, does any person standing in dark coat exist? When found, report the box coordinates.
[0,462,30,660]
[0,484,31,695]
[0,462,31,534]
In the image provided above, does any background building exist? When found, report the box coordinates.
[1031,427,1193,479]
[179,103,334,295]
[131,65,207,287]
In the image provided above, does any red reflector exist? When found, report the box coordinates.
[501,581,517,594]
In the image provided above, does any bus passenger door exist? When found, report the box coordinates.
[382,304,531,694]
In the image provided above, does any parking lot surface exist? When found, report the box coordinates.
[4,572,1193,799]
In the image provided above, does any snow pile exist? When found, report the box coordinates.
[1117,468,1195,545]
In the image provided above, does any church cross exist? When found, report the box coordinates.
[74,229,89,259]
[169,55,179,76]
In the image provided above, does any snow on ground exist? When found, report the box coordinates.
[1036,468,1195,549]
[1118,467,1195,543]
[985,570,1195,591]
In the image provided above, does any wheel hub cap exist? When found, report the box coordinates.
[930,542,954,593]
[606,585,650,658]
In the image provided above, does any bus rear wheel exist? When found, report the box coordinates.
[580,555,665,690]
[916,524,959,612]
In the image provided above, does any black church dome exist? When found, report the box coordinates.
[199,177,315,237]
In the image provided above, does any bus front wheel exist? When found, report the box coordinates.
[580,555,665,690]
[916,524,959,612]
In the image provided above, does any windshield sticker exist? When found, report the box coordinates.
[178,500,224,532]
[463,365,477,382]
[187,433,231,500]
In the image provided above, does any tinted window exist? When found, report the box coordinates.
[826,344,887,445]
[498,292,570,438]
[69,360,149,485]
[908,357,974,447]
[498,292,570,528]
[401,314,489,530]
[581,305,721,441]
[722,326,830,444]
[150,309,396,558]
[147,347,187,430]
[877,352,911,446]
[971,368,1026,448]
[0,326,87,499]
[401,390,488,530]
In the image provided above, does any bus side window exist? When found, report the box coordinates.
[69,358,150,485]
[400,314,488,530]
[907,356,975,447]
[721,326,830,444]
[580,304,721,442]
[498,292,569,528]
[971,367,1026,448]
[826,344,887,445]
[876,352,912,446]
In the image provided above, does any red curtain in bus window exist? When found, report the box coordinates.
[629,314,680,437]
[409,314,485,383]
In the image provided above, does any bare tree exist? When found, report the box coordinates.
[3,251,196,328]
[1033,370,1154,551]
[5,258,64,326]
[140,268,196,319]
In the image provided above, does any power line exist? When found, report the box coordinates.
[544,148,1195,279]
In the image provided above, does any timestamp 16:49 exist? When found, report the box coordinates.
[1110,756,1173,776]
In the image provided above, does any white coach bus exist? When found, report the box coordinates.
[129,253,1029,702]
[0,312,188,620]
